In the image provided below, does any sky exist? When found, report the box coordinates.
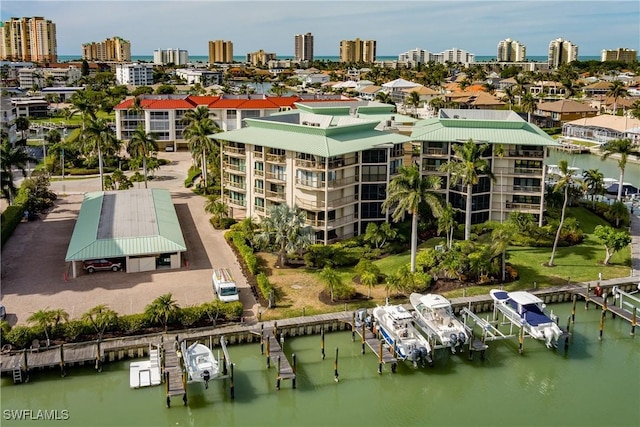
[1,0,639,57]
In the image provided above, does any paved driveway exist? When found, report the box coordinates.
[0,152,259,326]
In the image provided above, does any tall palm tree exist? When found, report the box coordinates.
[67,89,98,132]
[27,308,68,347]
[582,168,605,208]
[79,117,120,191]
[437,203,457,249]
[382,164,443,272]
[406,91,421,117]
[606,80,628,115]
[548,160,580,267]
[126,125,158,188]
[182,106,218,186]
[82,305,118,341]
[491,221,517,282]
[254,204,314,267]
[502,86,516,110]
[14,117,30,143]
[521,93,537,123]
[600,138,640,201]
[360,270,378,298]
[1,138,34,203]
[144,293,180,332]
[440,139,495,241]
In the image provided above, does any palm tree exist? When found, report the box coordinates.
[363,222,397,249]
[521,93,537,123]
[382,164,443,272]
[144,293,180,332]
[205,196,229,227]
[319,266,342,302]
[82,305,118,341]
[126,125,158,188]
[630,99,640,120]
[68,89,98,132]
[600,138,640,201]
[406,90,421,117]
[254,204,315,267]
[548,160,580,267]
[502,86,516,110]
[582,168,605,208]
[14,117,30,143]
[440,139,495,241]
[27,308,68,347]
[79,117,120,191]
[606,80,628,115]
[437,203,457,249]
[1,138,35,203]
[182,106,218,186]
[375,91,393,105]
[360,270,378,298]
[491,221,517,282]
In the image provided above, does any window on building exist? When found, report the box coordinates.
[362,165,387,182]
[360,202,384,219]
[361,183,386,200]
[361,149,387,163]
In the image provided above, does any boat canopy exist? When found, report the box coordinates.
[508,291,543,305]
[417,294,452,310]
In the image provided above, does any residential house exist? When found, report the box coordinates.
[535,99,598,127]
[562,114,640,144]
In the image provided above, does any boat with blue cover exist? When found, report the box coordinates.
[489,289,563,348]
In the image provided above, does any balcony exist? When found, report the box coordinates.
[265,153,286,163]
[254,205,266,214]
[224,146,246,157]
[422,147,447,156]
[305,213,357,229]
[295,195,358,211]
[495,166,544,176]
[254,187,264,194]
[265,190,286,202]
[253,150,264,159]
[266,171,287,183]
[505,150,544,158]
[295,158,325,170]
[224,179,247,191]
[327,176,359,188]
[224,162,246,172]
[254,169,264,177]
[296,177,325,189]
[505,202,540,210]
[224,196,247,207]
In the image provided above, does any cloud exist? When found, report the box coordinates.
[2,1,638,56]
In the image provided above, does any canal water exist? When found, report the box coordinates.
[547,151,640,185]
[1,303,638,427]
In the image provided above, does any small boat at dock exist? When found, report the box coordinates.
[180,341,219,389]
[410,293,469,354]
[489,289,563,349]
[372,304,433,368]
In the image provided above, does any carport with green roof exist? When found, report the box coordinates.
[65,189,187,278]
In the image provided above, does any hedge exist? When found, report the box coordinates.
[256,273,273,301]
[1,186,30,247]
[225,230,259,275]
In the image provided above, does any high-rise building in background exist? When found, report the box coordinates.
[208,40,233,63]
[82,36,131,62]
[246,49,276,66]
[601,48,637,63]
[339,38,376,63]
[497,38,526,62]
[153,48,189,65]
[398,48,430,65]
[294,32,314,61]
[547,38,578,68]
[0,16,57,62]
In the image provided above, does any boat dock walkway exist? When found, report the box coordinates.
[162,335,186,407]
[348,313,397,373]
[253,322,296,389]
[551,141,590,154]
[571,284,639,336]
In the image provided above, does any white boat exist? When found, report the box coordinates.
[129,344,162,388]
[410,293,469,354]
[489,289,563,348]
[372,304,433,368]
[180,341,220,388]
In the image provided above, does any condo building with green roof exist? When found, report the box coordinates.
[214,104,558,244]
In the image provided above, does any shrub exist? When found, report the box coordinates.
[178,306,203,328]
[210,216,237,230]
[256,273,273,301]
[333,283,357,301]
[184,166,201,188]
[4,325,36,348]
[220,301,243,321]
[63,319,90,341]
[226,230,259,275]
[118,313,149,335]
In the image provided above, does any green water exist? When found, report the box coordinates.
[547,151,640,184]
[1,303,638,427]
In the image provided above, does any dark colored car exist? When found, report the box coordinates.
[0,304,5,320]
[83,259,122,273]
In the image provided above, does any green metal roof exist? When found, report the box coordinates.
[411,117,558,146]
[65,189,186,262]
[214,112,411,157]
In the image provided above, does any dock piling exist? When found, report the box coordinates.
[571,294,577,323]
[334,348,339,382]
[631,310,637,336]
[230,363,235,399]
[599,310,606,340]
[292,353,296,389]
[266,335,271,368]
[321,327,325,360]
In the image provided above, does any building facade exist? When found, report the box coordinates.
[398,48,430,66]
[497,38,526,62]
[174,69,222,86]
[82,37,131,62]
[548,38,578,68]
[294,32,314,62]
[340,39,376,63]
[153,48,189,65]
[601,48,637,63]
[214,105,410,244]
[115,63,153,86]
[208,40,233,63]
[246,50,276,66]
[0,17,57,63]
[18,66,81,89]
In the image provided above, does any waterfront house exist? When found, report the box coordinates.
[535,99,598,127]
[562,114,640,144]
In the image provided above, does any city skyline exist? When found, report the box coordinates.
[1,1,638,57]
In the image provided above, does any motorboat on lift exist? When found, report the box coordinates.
[372,303,433,368]
[489,289,563,349]
[180,341,219,389]
[410,293,469,354]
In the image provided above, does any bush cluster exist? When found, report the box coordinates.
[225,231,259,275]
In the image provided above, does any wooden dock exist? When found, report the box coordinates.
[551,142,590,154]
[162,336,186,407]
[572,285,639,338]
[348,314,398,373]
[255,323,296,389]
